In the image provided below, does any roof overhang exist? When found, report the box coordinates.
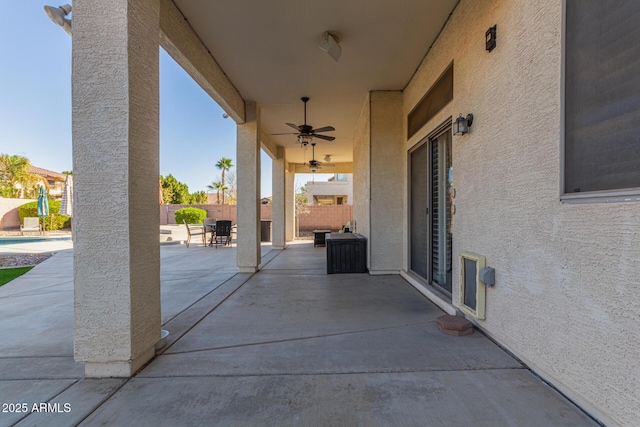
[166,0,459,164]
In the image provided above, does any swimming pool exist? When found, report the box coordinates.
[0,235,72,245]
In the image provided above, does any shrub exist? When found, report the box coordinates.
[175,207,206,224]
[18,201,71,231]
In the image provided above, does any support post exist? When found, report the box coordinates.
[73,0,161,377]
[236,102,261,271]
[272,147,286,249]
[285,165,295,241]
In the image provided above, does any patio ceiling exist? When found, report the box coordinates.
[172,0,459,164]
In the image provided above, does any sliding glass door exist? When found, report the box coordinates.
[410,127,453,295]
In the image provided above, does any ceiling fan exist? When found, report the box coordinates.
[272,97,335,145]
[306,142,335,173]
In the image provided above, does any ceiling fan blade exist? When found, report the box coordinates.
[313,134,335,141]
[285,123,300,131]
[323,163,335,167]
[270,132,298,135]
[313,126,335,133]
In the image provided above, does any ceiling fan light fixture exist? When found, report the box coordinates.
[298,134,313,146]
[318,31,342,62]
[44,4,72,35]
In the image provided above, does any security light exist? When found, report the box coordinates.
[44,4,72,35]
[318,31,342,62]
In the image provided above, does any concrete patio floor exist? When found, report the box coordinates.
[0,240,599,426]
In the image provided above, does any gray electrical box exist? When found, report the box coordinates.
[479,267,495,287]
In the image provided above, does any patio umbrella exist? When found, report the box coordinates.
[60,174,73,217]
[37,185,49,232]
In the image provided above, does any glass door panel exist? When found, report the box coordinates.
[410,143,429,280]
[430,131,453,294]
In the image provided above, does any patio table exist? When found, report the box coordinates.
[205,222,216,246]
[313,229,331,247]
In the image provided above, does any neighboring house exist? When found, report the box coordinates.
[30,166,67,198]
[306,174,352,205]
[0,163,66,198]
[69,2,639,425]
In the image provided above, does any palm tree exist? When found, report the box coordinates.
[0,154,39,198]
[206,180,226,204]
[215,157,233,204]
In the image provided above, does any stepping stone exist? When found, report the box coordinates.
[436,314,473,336]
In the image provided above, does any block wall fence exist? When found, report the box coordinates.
[1,200,353,232]
[0,198,37,230]
[159,204,353,232]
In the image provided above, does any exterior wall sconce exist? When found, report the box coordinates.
[486,25,497,52]
[453,114,473,135]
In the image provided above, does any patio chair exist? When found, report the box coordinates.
[230,224,237,247]
[183,219,206,248]
[212,220,232,248]
[21,217,42,235]
[340,220,354,233]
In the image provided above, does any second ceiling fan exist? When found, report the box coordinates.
[273,97,336,145]
[306,142,335,173]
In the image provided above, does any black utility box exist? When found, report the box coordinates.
[260,220,272,242]
[326,233,367,274]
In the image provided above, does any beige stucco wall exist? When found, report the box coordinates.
[403,1,639,425]
[369,91,405,273]
[353,91,405,273]
[353,94,371,266]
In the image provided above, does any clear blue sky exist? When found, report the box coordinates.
[0,2,330,197]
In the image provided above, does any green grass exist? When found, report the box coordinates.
[0,267,33,286]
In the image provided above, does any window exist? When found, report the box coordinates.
[564,1,640,196]
[407,63,453,139]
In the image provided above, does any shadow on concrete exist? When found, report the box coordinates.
[0,242,598,426]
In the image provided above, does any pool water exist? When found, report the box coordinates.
[0,236,72,245]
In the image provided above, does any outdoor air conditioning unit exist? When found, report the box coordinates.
[459,252,494,320]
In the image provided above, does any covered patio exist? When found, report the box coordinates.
[0,243,596,426]
[50,0,640,424]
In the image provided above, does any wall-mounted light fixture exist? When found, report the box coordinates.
[318,31,342,62]
[486,25,497,52]
[453,114,473,135]
[44,4,72,35]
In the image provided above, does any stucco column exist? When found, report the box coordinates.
[237,102,261,271]
[369,91,404,274]
[285,165,295,241]
[72,0,161,377]
[271,147,286,249]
